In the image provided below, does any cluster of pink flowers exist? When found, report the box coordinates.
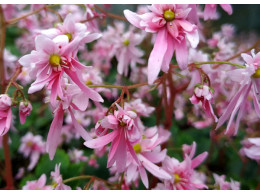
[2,4,260,190]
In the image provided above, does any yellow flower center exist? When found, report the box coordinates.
[26,141,33,147]
[133,143,142,153]
[85,80,92,85]
[119,121,127,127]
[163,10,175,22]
[123,39,130,46]
[174,173,181,183]
[65,33,72,41]
[49,54,61,67]
[252,68,260,78]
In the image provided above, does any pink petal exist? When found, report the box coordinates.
[64,69,103,102]
[175,38,188,70]
[216,84,249,130]
[142,148,167,163]
[46,106,64,160]
[139,166,149,189]
[191,152,208,169]
[148,28,168,84]
[124,10,143,29]
[69,108,91,141]
[185,29,199,48]
[138,154,171,180]
[35,35,57,54]
[220,4,233,15]
[253,85,260,118]
[161,35,174,72]
[84,130,118,148]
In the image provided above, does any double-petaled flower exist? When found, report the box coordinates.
[124,4,199,84]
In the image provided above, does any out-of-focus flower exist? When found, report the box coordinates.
[68,148,88,163]
[51,163,71,190]
[213,173,240,190]
[203,4,232,21]
[0,94,12,136]
[22,174,52,190]
[19,132,45,170]
[240,138,260,161]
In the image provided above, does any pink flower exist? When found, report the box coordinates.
[0,94,12,136]
[240,138,260,161]
[213,173,240,190]
[125,127,171,188]
[22,174,52,190]
[84,104,142,173]
[190,85,218,122]
[68,148,88,163]
[124,4,199,84]
[204,4,233,20]
[159,142,208,190]
[18,33,103,106]
[40,13,88,41]
[51,163,71,190]
[19,132,45,170]
[115,27,145,76]
[216,50,260,135]
[19,102,32,124]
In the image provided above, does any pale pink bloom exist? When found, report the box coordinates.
[17,67,34,85]
[88,157,99,168]
[19,132,45,170]
[68,148,88,163]
[124,99,155,117]
[19,102,32,124]
[19,33,103,106]
[204,4,233,20]
[213,173,240,190]
[216,50,260,135]
[124,4,199,84]
[1,5,19,20]
[240,138,260,161]
[115,28,145,76]
[125,127,171,188]
[84,104,142,173]
[22,174,52,190]
[160,142,208,190]
[192,118,213,129]
[91,180,109,190]
[40,13,89,42]
[82,68,112,98]
[51,163,71,190]
[190,85,218,122]
[0,94,12,136]
[58,5,85,22]
[4,49,18,80]
[221,24,236,40]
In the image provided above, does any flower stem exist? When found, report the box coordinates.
[0,5,14,190]
[6,4,59,25]
[88,82,149,90]
[94,5,127,21]
[194,61,245,69]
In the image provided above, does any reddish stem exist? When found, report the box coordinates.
[0,5,14,189]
